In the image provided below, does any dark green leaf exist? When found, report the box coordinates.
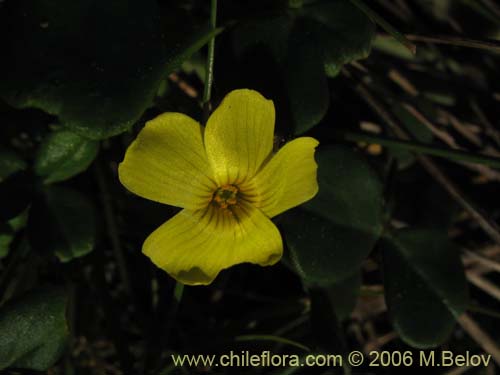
[284,209,358,285]
[0,287,68,370]
[164,26,224,75]
[0,0,166,139]
[0,211,28,259]
[304,146,384,232]
[326,272,361,321]
[285,19,330,134]
[233,16,292,64]
[382,228,468,348]
[34,129,98,184]
[28,186,96,262]
[283,146,384,285]
[233,0,375,133]
[303,0,375,77]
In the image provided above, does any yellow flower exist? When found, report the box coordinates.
[118,89,319,285]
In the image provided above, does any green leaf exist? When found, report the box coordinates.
[0,287,68,371]
[283,146,384,285]
[303,0,375,77]
[0,210,29,259]
[233,16,292,65]
[28,186,96,262]
[305,146,384,228]
[233,0,375,134]
[381,228,469,348]
[283,209,356,285]
[34,129,98,184]
[285,18,330,134]
[0,148,27,182]
[326,272,361,321]
[0,0,167,139]
[164,25,224,75]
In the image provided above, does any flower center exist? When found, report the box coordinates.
[213,184,239,209]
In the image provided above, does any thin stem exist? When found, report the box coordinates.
[94,161,132,295]
[349,0,416,54]
[202,0,218,121]
[164,281,184,337]
[336,130,500,169]
[480,0,500,18]
[406,34,500,53]
[463,249,500,273]
[458,314,500,366]
[468,303,500,320]
[418,156,500,244]
[350,77,500,245]
[151,281,185,374]
[467,271,500,303]
[460,0,500,25]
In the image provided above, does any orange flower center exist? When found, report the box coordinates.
[213,184,239,209]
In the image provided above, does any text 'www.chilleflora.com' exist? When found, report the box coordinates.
[170,350,492,368]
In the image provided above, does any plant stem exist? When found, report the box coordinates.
[406,34,500,52]
[202,0,218,121]
[349,0,416,54]
[354,80,500,245]
[336,130,500,169]
[94,161,132,295]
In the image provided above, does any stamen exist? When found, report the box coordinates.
[213,184,239,209]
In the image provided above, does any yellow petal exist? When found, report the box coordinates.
[143,202,283,285]
[118,113,216,210]
[204,89,275,185]
[244,137,319,218]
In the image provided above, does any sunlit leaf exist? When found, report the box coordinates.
[0,287,68,371]
[34,129,98,184]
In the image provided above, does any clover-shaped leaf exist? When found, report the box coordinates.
[234,0,375,133]
[28,186,96,262]
[0,0,213,139]
[34,129,99,183]
[283,145,384,286]
[0,287,68,371]
[381,228,468,348]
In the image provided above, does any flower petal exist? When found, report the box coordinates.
[118,113,216,209]
[143,202,283,285]
[204,89,275,185]
[244,137,319,218]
